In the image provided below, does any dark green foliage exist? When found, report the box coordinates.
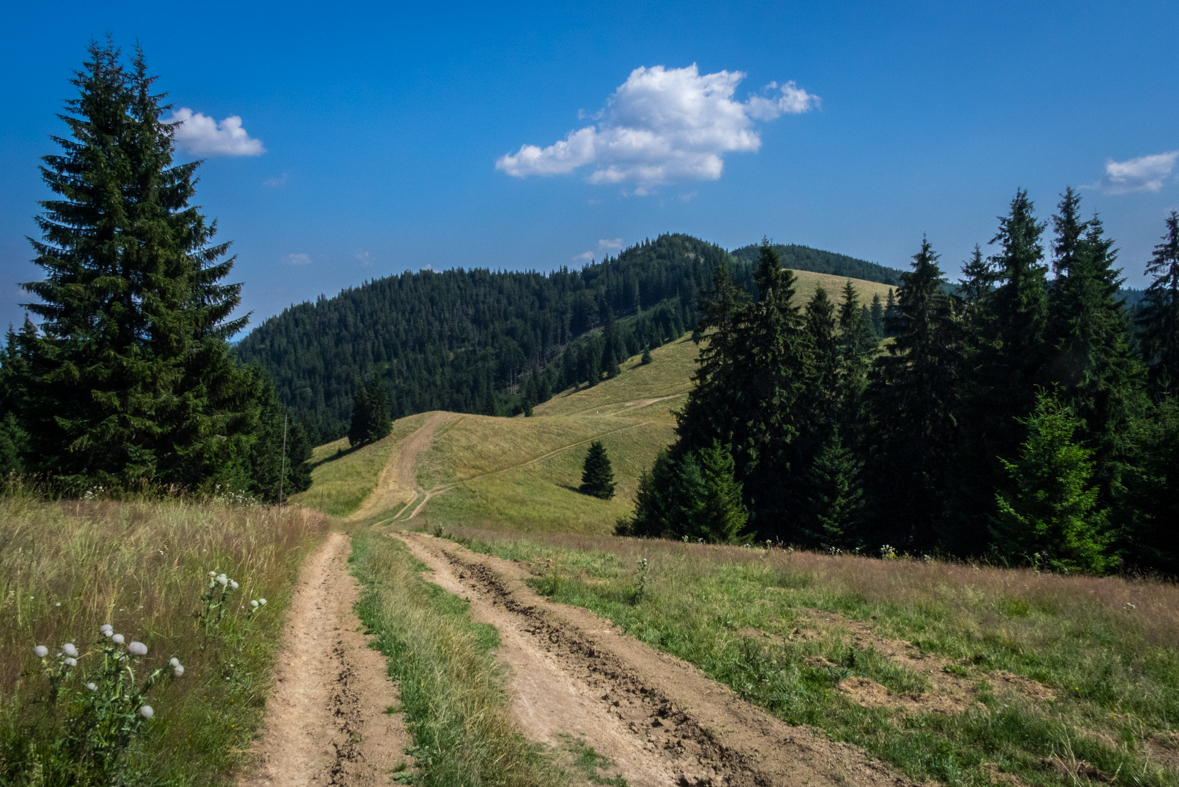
[1137,211,1179,391]
[991,391,1110,573]
[12,41,270,493]
[579,441,615,500]
[348,373,391,448]
[869,293,884,337]
[1122,398,1179,574]
[640,345,653,365]
[626,444,749,544]
[246,368,313,502]
[800,429,864,549]
[868,238,964,550]
[730,242,903,286]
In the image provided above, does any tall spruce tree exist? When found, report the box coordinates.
[1138,211,1179,391]
[868,238,963,550]
[17,41,256,490]
[1044,191,1142,499]
[991,391,1110,574]
[580,440,615,499]
[956,190,1051,549]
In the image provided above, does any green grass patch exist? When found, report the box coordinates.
[0,497,326,785]
[444,530,1179,787]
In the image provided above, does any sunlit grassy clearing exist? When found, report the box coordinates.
[443,528,1179,787]
[534,335,696,418]
[789,269,894,311]
[0,497,326,785]
[419,418,675,533]
[293,411,432,516]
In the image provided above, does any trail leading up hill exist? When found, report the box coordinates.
[397,530,919,787]
[351,411,459,521]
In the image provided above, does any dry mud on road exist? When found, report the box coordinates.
[238,532,411,787]
[396,531,920,787]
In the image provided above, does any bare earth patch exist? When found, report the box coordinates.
[237,532,411,787]
[397,531,921,787]
[352,411,459,522]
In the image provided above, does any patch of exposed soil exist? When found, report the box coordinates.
[238,532,411,787]
[352,412,459,521]
[397,531,921,787]
[791,609,1057,707]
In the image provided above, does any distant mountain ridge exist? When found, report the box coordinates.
[235,235,895,440]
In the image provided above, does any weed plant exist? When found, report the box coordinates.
[0,496,325,785]
[447,527,1179,787]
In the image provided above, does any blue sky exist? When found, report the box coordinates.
[2,0,1177,334]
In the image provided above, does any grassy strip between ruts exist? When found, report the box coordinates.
[442,527,1179,787]
[0,495,327,786]
[350,529,572,787]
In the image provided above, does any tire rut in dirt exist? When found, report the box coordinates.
[402,532,920,787]
[451,557,770,787]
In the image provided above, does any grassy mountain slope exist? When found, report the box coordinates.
[237,234,895,441]
[295,269,889,530]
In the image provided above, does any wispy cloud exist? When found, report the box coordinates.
[573,251,595,263]
[496,64,818,193]
[165,108,266,157]
[1090,151,1178,194]
[355,250,373,266]
[598,238,624,250]
[285,253,311,266]
[263,173,287,187]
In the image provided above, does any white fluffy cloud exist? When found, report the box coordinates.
[165,108,266,157]
[573,251,595,262]
[598,238,624,250]
[496,64,818,192]
[1093,151,1178,194]
[285,253,311,266]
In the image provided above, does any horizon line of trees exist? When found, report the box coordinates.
[621,190,1179,576]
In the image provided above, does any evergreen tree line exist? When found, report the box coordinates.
[624,191,1179,576]
[238,235,908,440]
[0,41,310,502]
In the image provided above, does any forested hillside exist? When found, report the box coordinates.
[235,234,893,440]
[731,242,904,286]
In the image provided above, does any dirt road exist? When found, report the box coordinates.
[238,532,411,787]
[396,531,919,787]
[351,411,459,522]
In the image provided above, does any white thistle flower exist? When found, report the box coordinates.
[229,580,239,590]
[128,641,148,656]
[65,658,77,667]
[217,574,228,587]
[169,657,180,668]
[209,571,216,577]
[100,624,113,637]
[173,665,185,676]
[62,643,78,658]
[259,598,267,606]
[86,682,97,691]
[112,634,125,645]
[140,705,154,719]
[33,645,48,658]
[250,600,259,608]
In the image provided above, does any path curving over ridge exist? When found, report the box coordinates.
[350,412,460,521]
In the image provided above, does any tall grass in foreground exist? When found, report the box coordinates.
[0,497,326,785]
[445,526,1179,787]
[350,531,566,787]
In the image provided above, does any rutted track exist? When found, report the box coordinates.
[396,531,920,787]
[238,533,411,787]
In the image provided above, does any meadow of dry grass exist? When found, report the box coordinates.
[0,495,328,784]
